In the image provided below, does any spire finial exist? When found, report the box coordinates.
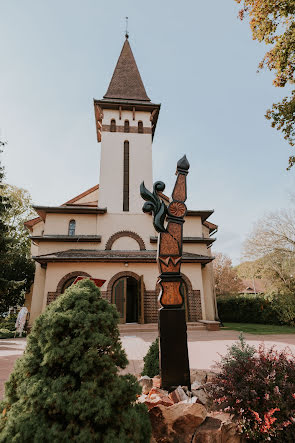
[125,16,129,39]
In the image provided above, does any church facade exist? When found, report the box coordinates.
[25,37,218,327]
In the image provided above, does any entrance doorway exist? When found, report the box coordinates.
[180,281,189,322]
[112,276,144,323]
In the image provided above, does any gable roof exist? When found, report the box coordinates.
[24,184,100,231]
[104,38,150,102]
[63,184,99,205]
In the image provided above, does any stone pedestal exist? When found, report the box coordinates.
[159,308,191,390]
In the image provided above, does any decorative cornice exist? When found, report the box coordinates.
[33,205,107,221]
[150,236,216,246]
[33,249,214,265]
[186,210,214,221]
[30,235,102,243]
[101,124,152,134]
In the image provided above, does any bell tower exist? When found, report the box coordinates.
[94,36,160,213]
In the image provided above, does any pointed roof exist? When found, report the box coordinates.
[104,37,150,102]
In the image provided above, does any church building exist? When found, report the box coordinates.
[25,36,218,327]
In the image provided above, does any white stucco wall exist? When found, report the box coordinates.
[99,109,153,213]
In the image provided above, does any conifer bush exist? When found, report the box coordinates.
[208,334,295,442]
[0,279,151,442]
[141,337,159,378]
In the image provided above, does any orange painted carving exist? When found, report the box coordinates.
[159,281,183,306]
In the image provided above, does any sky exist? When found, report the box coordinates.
[1,0,294,264]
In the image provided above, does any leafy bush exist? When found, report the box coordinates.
[0,314,17,332]
[0,279,151,442]
[208,334,295,442]
[217,293,295,326]
[142,337,159,378]
[0,328,14,339]
[271,294,295,326]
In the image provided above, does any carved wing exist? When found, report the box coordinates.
[140,181,167,233]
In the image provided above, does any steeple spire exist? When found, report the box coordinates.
[104,38,150,102]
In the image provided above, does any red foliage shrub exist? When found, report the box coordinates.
[208,335,295,441]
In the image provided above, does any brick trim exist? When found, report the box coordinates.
[47,271,92,305]
[102,124,152,134]
[105,230,146,251]
[47,292,57,305]
[56,271,92,293]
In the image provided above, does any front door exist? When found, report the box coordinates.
[112,276,143,323]
[113,278,127,323]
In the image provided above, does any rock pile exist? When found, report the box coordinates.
[137,370,243,443]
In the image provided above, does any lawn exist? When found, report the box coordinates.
[222,322,295,335]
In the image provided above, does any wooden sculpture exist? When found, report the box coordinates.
[140,155,191,390]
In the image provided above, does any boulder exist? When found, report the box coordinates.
[153,375,161,388]
[139,375,153,394]
[145,387,173,410]
[169,386,188,404]
[149,402,207,443]
[191,380,202,390]
[192,413,243,443]
[192,388,209,407]
[192,416,222,442]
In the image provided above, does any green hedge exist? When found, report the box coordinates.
[0,329,15,339]
[217,293,295,326]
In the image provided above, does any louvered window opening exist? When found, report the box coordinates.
[124,120,129,133]
[138,121,143,133]
[110,119,116,132]
[123,141,129,211]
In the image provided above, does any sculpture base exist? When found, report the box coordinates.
[158,308,191,390]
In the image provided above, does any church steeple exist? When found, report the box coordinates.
[104,37,150,102]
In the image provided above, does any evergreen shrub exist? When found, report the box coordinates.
[0,328,14,339]
[141,337,159,378]
[208,334,295,442]
[217,293,295,326]
[0,279,151,442]
[0,314,17,332]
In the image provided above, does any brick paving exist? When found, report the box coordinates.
[1,331,295,399]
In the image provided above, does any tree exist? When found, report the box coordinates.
[0,146,35,315]
[243,209,295,292]
[0,279,151,442]
[2,184,35,254]
[235,0,295,169]
[213,252,243,295]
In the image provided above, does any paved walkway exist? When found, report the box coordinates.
[1,331,295,399]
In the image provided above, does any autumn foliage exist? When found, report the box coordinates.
[235,0,295,168]
[208,335,295,441]
[213,252,242,295]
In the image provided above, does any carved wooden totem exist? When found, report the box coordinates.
[140,155,191,390]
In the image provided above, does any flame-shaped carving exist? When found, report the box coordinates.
[140,181,167,233]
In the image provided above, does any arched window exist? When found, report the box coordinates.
[124,120,130,133]
[110,119,116,132]
[68,220,76,236]
[138,121,143,133]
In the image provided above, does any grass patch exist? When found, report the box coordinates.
[222,322,295,335]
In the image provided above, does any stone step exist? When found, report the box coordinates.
[119,322,207,333]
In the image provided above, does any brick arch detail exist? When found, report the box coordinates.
[105,231,146,251]
[56,271,92,294]
[47,271,92,305]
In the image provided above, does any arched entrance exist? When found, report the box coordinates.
[180,281,189,322]
[112,276,144,323]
